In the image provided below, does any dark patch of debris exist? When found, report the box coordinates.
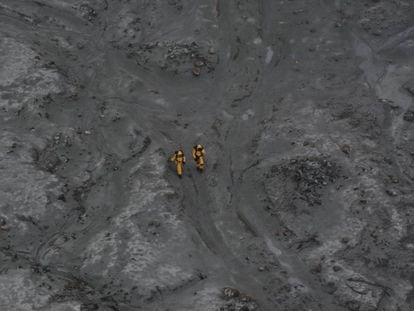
[269,157,341,206]
[403,110,414,122]
[78,4,97,21]
[218,287,261,311]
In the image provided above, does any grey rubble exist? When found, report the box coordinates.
[0,0,414,310]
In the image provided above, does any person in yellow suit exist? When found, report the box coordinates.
[192,144,206,171]
[170,150,186,178]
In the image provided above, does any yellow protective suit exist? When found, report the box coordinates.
[192,144,206,171]
[170,150,186,178]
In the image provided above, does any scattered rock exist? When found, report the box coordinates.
[39,152,62,173]
[192,67,201,76]
[404,81,414,96]
[80,303,99,311]
[222,287,240,300]
[208,46,216,54]
[131,40,217,74]
[275,157,341,206]
[311,262,322,274]
[194,60,205,67]
[220,288,260,311]
[0,216,9,231]
[167,0,183,11]
[341,144,351,155]
[239,293,252,302]
[390,176,399,184]
[345,300,360,311]
[403,110,414,122]
[385,189,398,197]
[78,4,97,21]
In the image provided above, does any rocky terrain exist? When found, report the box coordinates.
[1,0,414,310]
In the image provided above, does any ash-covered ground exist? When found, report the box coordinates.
[1,0,414,310]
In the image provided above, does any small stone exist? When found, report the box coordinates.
[239,293,252,302]
[258,266,265,272]
[0,216,7,227]
[222,287,240,299]
[390,176,399,183]
[194,60,205,67]
[192,67,201,76]
[80,303,98,311]
[341,144,351,155]
[292,9,305,14]
[341,237,350,244]
[372,30,382,36]
[311,263,322,273]
[346,301,360,311]
[332,265,342,272]
[386,189,398,197]
[84,130,91,135]
[197,272,207,280]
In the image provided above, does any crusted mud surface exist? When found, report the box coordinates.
[1,1,414,310]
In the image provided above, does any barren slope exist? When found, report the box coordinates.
[1,0,414,310]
